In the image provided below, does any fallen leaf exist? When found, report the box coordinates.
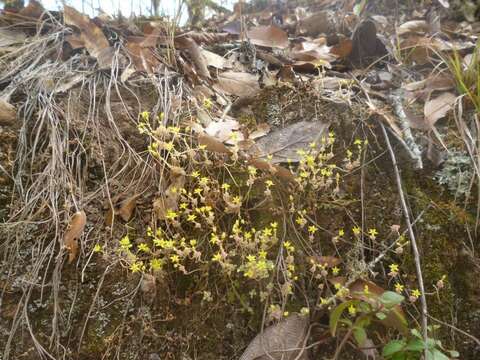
[349,19,388,67]
[175,35,210,78]
[0,29,26,48]
[19,0,44,19]
[349,279,408,335]
[297,11,336,37]
[250,121,330,163]
[118,195,139,222]
[248,159,295,181]
[249,123,271,140]
[397,20,430,36]
[154,175,185,220]
[247,25,289,49]
[63,6,114,69]
[239,314,309,360]
[330,38,353,58]
[0,99,16,125]
[214,71,260,97]
[198,133,231,154]
[201,49,231,69]
[424,92,457,129]
[64,211,86,263]
[205,118,239,142]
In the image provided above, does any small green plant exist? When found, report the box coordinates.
[449,42,480,112]
[330,288,458,360]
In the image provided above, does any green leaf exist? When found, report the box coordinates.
[405,339,426,352]
[426,349,450,360]
[329,300,357,336]
[448,350,460,358]
[353,327,367,347]
[411,328,422,338]
[376,311,387,320]
[383,340,406,357]
[379,291,405,307]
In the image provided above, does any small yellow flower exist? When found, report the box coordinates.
[352,226,361,235]
[348,304,357,316]
[221,183,231,191]
[338,228,345,237]
[203,97,213,109]
[394,283,404,293]
[170,254,180,263]
[265,180,274,188]
[332,266,340,275]
[212,253,222,262]
[187,214,197,222]
[411,289,421,298]
[137,243,150,253]
[368,228,378,239]
[308,225,318,234]
[389,263,399,275]
[93,244,102,253]
[150,258,163,271]
[130,261,144,273]
[119,235,132,250]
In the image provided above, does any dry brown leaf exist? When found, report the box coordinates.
[19,0,44,19]
[424,92,457,129]
[248,159,294,181]
[205,118,239,142]
[63,6,113,69]
[349,279,408,335]
[397,20,430,35]
[330,38,353,58]
[127,42,162,73]
[214,71,260,97]
[64,210,86,263]
[0,29,26,48]
[239,314,309,360]
[175,36,210,78]
[201,49,231,69]
[0,99,16,125]
[349,19,387,67]
[154,175,185,220]
[198,133,231,154]
[297,11,336,37]
[247,25,289,49]
[118,195,139,222]
[249,123,271,140]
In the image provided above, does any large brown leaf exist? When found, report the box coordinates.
[424,92,457,129]
[247,25,289,49]
[63,211,86,263]
[175,35,210,79]
[0,99,16,125]
[63,6,113,69]
[213,71,260,97]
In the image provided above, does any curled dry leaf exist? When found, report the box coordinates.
[154,175,185,220]
[175,36,210,79]
[198,133,231,154]
[64,210,86,263]
[0,99,16,125]
[297,11,336,37]
[239,314,309,360]
[251,120,330,163]
[118,195,139,222]
[63,6,114,69]
[213,71,260,97]
[201,48,231,69]
[247,25,289,49]
[424,92,457,129]
[248,159,294,181]
[349,279,408,335]
[397,20,430,36]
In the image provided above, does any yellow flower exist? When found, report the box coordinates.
[221,183,231,190]
[308,225,318,234]
[352,226,361,235]
[187,214,197,222]
[165,210,178,220]
[191,171,200,178]
[411,289,421,298]
[332,266,340,275]
[93,244,102,253]
[212,253,222,262]
[368,228,378,239]
[348,304,357,315]
[150,258,163,271]
[265,180,274,187]
[137,243,150,253]
[170,254,180,263]
[394,283,404,293]
[338,228,345,236]
[130,261,144,273]
[389,263,399,274]
[119,235,132,250]
[203,97,213,109]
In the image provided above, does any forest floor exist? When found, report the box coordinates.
[1,0,480,359]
